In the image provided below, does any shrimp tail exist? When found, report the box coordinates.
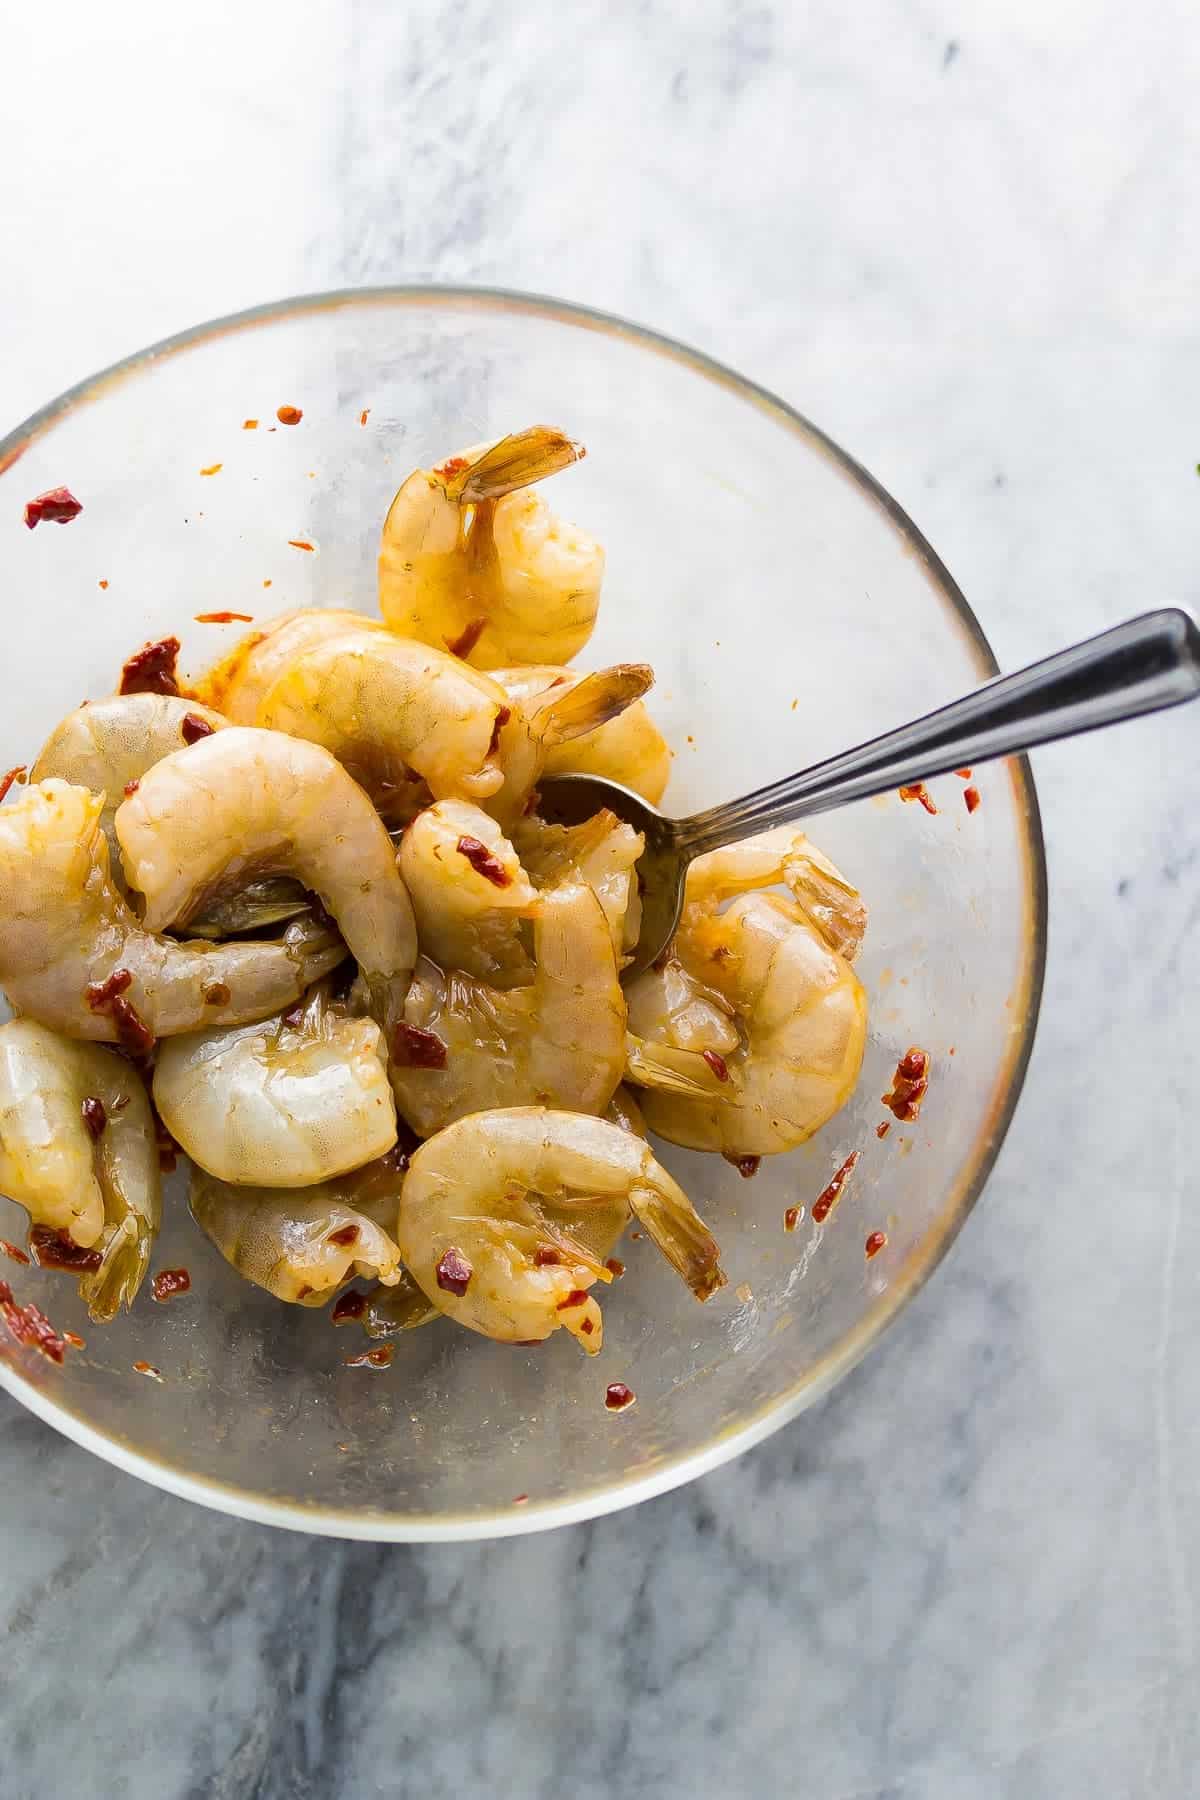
[624,1034,730,1098]
[629,1181,727,1303]
[454,426,584,502]
[532,665,654,749]
[78,1216,153,1323]
[783,850,868,962]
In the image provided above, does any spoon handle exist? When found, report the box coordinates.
[676,608,1200,855]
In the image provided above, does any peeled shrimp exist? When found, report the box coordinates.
[190,1159,406,1306]
[154,983,397,1187]
[190,607,385,723]
[0,1020,160,1320]
[31,693,230,884]
[390,879,626,1139]
[378,427,603,668]
[255,628,512,819]
[513,807,644,963]
[0,781,343,1042]
[398,800,537,987]
[496,665,672,805]
[625,829,868,1155]
[398,1107,725,1351]
[114,727,415,984]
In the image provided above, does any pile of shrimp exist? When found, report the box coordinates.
[0,424,867,1369]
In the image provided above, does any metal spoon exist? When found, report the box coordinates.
[537,608,1200,977]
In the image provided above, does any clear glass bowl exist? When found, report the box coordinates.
[0,290,1045,1539]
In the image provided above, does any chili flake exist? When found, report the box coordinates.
[955,768,973,780]
[288,539,315,552]
[1,1242,30,1265]
[276,405,303,425]
[24,487,82,530]
[29,1226,102,1273]
[359,409,370,426]
[445,617,486,660]
[327,1225,360,1248]
[876,1121,891,1139]
[331,1289,368,1326]
[964,786,981,814]
[865,1231,888,1260]
[345,1345,393,1369]
[456,834,511,887]
[391,1024,448,1069]
[533,1247,561,1267]
[436,1247,473,1296]
[605,1382,636,1412]
[723,1152,761,1179]
[180,712,216,745]
[152,1268,191,1302]
[702,1049,730,1082]
[898,782,937,816]
[556,1288,589,1311]
[243,419,259,430]
[98,579,109,590]
[882,1048,930,1122]
[783,1205,802,1232]
[0,1281,66,1363]
[119,636,181,697]
[604,1257,625,1279]
[0,766,27,805]
[811,1150,862,1225]
[195,610,253,624]
[199,464,223,477]
[133,1361,164,1380]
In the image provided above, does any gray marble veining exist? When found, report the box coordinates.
[2,2,1199,1795]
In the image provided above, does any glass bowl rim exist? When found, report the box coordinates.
[0,284,1048,1541]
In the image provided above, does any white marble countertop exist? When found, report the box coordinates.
[2,3,1199,1795]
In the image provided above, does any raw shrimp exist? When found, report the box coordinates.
[31,693,231,884]
[190,608,385,723]
[513,807,644,963]
[389,879,626,1139]
[190,1159,406,1306]
[398,800,537,987]
[625,830,868,1155]
[397,1107,726,1350]
[256,628,512,818]
[0,781,344,1042]
[0,1020,160,1320]
[487,663,655,827]
[154,983,397,1187]
[496,665,672,805]
[114,727,415,984]
[378,427,603,668]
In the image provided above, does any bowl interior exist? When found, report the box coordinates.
[0,291,1044,1537]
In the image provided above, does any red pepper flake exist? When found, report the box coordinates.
[243,419,258,430]
[533,1246,561,1267]
[445,616,486,660]
[435,455,469,479]
[202,981,230,1007]
[702,1049,729,1082]
[119,636,181,697]
[194,610,254,624]
[963,785,981,814]
[63,1330,85,1349]
[605,1382,636,1412]
[0,1281,66,1364]
[898,782,938,816]
[955,767,973,780]
[512,1493,529,1505]
[811,1150,862,1225]
[327,1224,360,1248]
[514,1340,542,1347]
[86,968,132,1011]
[262,579,272,588]
[0,765,27,805]
[486,704,512,758]
[276,405,303,425]
[783,1205,802,1232]
[98,579,109,590]
[1,1242,30,1265]
[288,539,315,552]
[876,1121,891,1139]
[81,1096,107,1141]
[723,1152,761,1179]
[604,1257,625,1279]
[360,408,370,426]
[391,1023,448,1069]
[24,486,82,530]
[580,1317,595,1336]
[29,1226,102,1273]
[152,1268,191,1302]
[122,779,139,798]
[153,1110,179,1174]
[882,1047,930,1122]
[331,1288,368,1326]
[199,464,223,477]
[456,834,511,887]
[180,711,216,745]
[133,1361,163,1381]
[556,1288,589,1312]
[865,1231,888,1260]
[436,1247,473,1296]
[111,996,156,1058]
[346,1345,394,1369]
